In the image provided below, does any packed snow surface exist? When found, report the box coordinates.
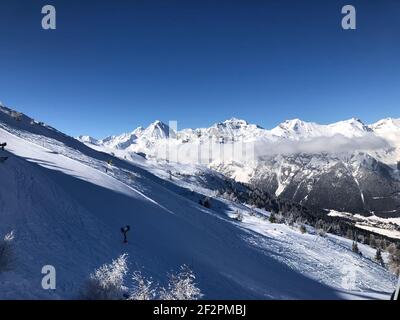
[0,107,397,299]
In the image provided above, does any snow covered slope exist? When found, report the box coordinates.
[0,106,397,299]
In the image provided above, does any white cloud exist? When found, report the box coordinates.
[254,133,390,158]
[149,133,390,164]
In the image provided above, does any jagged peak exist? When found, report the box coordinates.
[371,117,400,128]
[339,117,365,125]
[223,118,249,125]
[281,118,306,126]
[77,135,100,145]
[214,117,263,130]
[148,120,168,128]
[142,120,175,139]
[132,126,144,136]
[276,119,318,132]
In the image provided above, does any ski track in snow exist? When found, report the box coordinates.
[0,125,174,215]
[236,213,396,295]
[0,120,397,300]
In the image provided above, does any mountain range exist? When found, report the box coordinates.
[79,117,400,217]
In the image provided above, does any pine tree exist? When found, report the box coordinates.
[315,219,326,237]
[375,248,384,266]
[81,254,129,300]
[380,239,388,251]
[233,211,243,222]
[369,234,376,248]
[159,265,203,300]
[352,241,359,254]
[203,197,211,208]
[249,206,256,216]
[129,271,156,300]
[388,247,400,276]
[0,231,15,272]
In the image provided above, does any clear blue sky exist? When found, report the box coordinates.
[0,0,399,138]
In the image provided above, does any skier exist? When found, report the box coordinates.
[0,142,6,151]
[121,225,130,244]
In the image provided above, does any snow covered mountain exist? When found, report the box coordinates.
[79,116,400,217]
[81,116,398,148]
[270,118,372,139]
[1,105,398,300]
[80,117,400,160]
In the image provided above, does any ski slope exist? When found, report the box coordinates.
[0,108,397,299]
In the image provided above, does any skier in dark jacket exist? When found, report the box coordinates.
[121,225,130,244]
[0,142,6,151]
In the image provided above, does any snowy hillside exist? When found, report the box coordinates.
[0,105,398,300]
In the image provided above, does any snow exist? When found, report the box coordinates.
[328,210,400,239]
[275,162,286,197]
[355,224,400,240]
[0,106,398,300]
[76,117,400,155]
[269,118,372,140]
[357,215,400,227]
